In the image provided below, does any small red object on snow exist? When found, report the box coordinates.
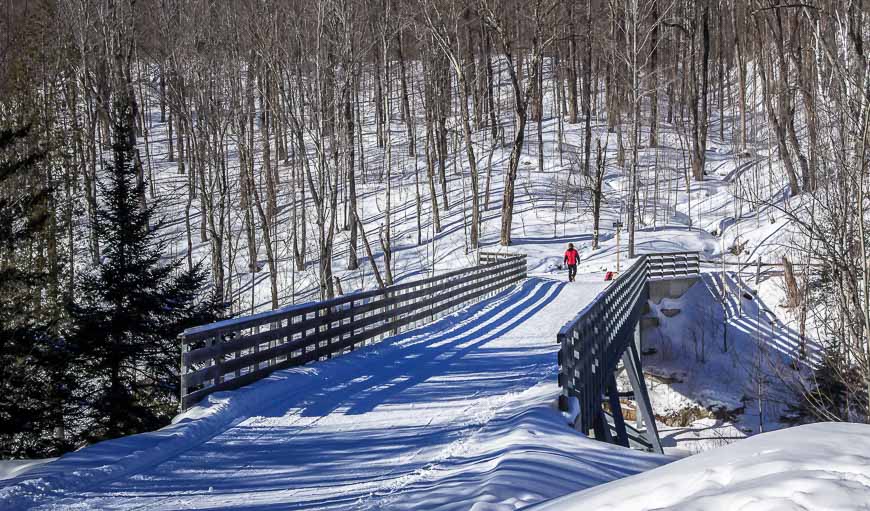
[604,271,614,281]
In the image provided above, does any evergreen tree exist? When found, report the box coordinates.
[70,97,220,442]
[0,126,73,458]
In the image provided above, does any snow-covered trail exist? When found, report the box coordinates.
[18,274,625,511]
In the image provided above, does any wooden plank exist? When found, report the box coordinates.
[182,269,525,407]
[182,290,376,342]
[289,273,525,366]
[181,359,292,409]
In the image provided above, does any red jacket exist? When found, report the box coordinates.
[564,248,579,266]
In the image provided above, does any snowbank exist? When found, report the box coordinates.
[530,422,870,511]
[0,460,54,483]
[1,278,666,511]
[0,363,328,510]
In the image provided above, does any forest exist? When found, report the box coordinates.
[1,0,869,459]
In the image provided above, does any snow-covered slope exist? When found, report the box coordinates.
[634,272,819,453]
[531,422,870,511]
[1,275,672,511]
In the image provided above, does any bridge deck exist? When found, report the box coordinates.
[16,275,626,511]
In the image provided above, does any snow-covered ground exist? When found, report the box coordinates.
[0,462,54,484]
[635,272,817,455]
[531,422,870,511]
[2,273,675,511]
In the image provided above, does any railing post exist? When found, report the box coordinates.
[389,288,398,336]
[348,299,356,351]
[213,334,223,385]
[179,333,187,413]
[235,331,244,377]
[270,320,278,367]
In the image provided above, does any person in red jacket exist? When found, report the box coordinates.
[564,243,579,282]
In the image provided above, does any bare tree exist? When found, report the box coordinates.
[480,0,558,246]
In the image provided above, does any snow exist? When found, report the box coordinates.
[636,272,817,455]
[530,422,870,511]
[3,109,843,509]
[0,461,54,483]
[1,273,673,510]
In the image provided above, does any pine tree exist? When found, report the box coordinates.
[70,97,220,442]
[0,126,73,458]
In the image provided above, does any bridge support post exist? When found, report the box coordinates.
[607,373,631,447]
[622,324,663,454]
[593,408,612,443]
[606,373,630,448]
[179,333,187,413]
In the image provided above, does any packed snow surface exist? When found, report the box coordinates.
[0,462,54,484]
[531,422,870,511]
[0,275,669,511]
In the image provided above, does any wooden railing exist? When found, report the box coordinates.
[557,251,700,451]
[647,251,700,280]
[179,253,527,410]
[479,250,513,264]
[558,256,651,435]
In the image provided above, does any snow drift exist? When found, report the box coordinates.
[530,422,870,511]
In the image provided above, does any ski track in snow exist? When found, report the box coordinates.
[3,273,660,511]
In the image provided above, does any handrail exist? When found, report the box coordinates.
[179,253,527,410]
[557,251,700,439]
[557,256,650,434]
[647,251,700,280]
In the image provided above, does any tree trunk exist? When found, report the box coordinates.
[690,4,710,182]
[649,0,659,148]
[592,138,605,249]
[425,109,442,233]
[397,32,415,156]
[567,5,579,124]
[582,0,593,176]
[731,1,747,151]
[346,77,359,270]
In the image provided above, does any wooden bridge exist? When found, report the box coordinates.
[6,252,701,510]
[180,250,699,454]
